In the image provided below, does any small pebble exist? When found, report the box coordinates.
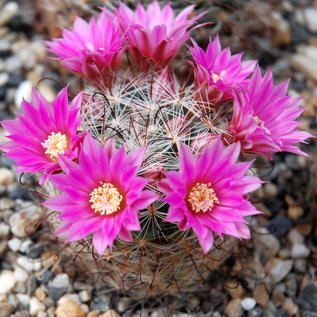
[14,80,32,108]
[270,260,293,283]
[14,266,29,283]
[0,168,14,186]
[288,229,304,245]
[55,300,85,317]
[8,237,22,252]
[79,290,92,303]
[17,256,35,272]
[19,239,33,253]
[224,298,243,317]
[241,298,256,311]
[29,297,45,316]
[35,287,46,301]
[253,284,269,309]
[50,274,70,290]
[0,222,10,238]
[16,293,30,309]
[0,270,16,295]
[0,2,19,27]
[291,244,310,258]
[0,303,15,317]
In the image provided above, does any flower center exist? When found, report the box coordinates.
[253,115,271,135]
[188,182,219,213]
[211,72,220,83]
[89,182,123,216]
[41,132,68,161]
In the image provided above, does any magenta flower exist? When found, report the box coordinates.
[226,67,312,158]
[43,133,158,255]
[115,1,202,69]
[46,11,123,80]
[189,36,256,104]
[158,138,261,253]
[1,87,82,184]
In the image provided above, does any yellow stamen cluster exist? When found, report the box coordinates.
[211,72,220,83]
[188,182,219,213]
[41,132,68,161]
[89,182,123,216]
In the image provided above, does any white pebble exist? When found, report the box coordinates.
[33,261,42,272]
[14,80,33,109]
[16,293,30,308]
[29,297,45,316]
[0,222,10,238]
[17,256,34,272]
[19,239,33,253]
[37,311,48,317]
[0,270,17,295]
[14,266,29,282]
[0,2,19,27]
[8,237,22,252]
[241,297,256,311]
[79,290,92,302]
[291,244,310,258]
[58,294,80,305]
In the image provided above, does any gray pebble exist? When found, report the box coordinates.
[27,275,38,296]
[27,242,44,259]
[50,274,70,290]
[90,295,110,311]
[270,260,293,283]
[5,55,22,73]
[47,286,67,302]
[38,269,54,284]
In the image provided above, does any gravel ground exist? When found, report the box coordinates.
[0,1,317,316]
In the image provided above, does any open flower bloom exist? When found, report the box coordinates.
[189,36,256,105]
[43,133,158,255]
[158,139,261,253]
[115,1,202,69]
[46,11,123,80]
[226,67,312,158]
[1,87,82,184]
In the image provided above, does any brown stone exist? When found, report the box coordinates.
[225,280,245,299]
[56,300,85,317]
[272,290,285,306]
[35,287,46,301]
[287,206,304,221]
[0,303,14,317]
[224,298,242,317]
[253,283,269,308]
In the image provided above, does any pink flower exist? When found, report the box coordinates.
[158,138,261,253]
[1,87,82,184]
[189,36,256,105]
[115,1,202,69]
[46,11,123,80]
[226,67,312,158]
[43,133,158,255]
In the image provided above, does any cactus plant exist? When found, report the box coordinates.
[1,0,312,301]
